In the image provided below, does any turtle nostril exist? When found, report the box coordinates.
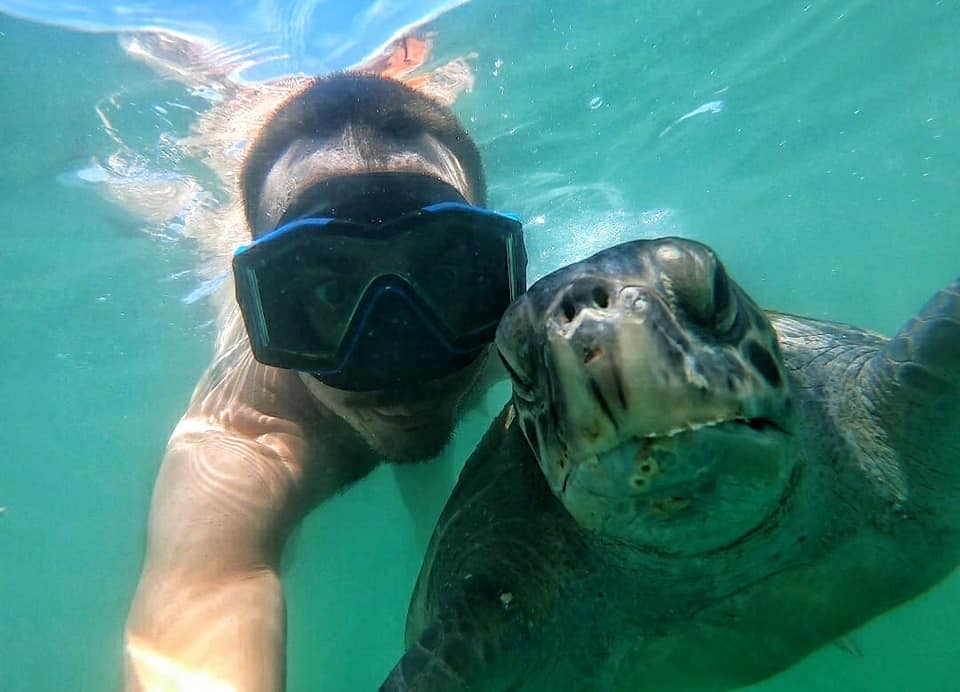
[592,286,610,308]
[559,281,612,324]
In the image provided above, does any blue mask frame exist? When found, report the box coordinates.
[233,202,526,391]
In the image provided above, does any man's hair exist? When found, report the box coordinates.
[240,72,486,231]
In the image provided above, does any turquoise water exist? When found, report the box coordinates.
[1,1,959,690]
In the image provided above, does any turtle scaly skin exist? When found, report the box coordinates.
[383,238,960,692]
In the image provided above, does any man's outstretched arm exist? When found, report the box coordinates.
[125,416,298,690]
[125,330,372,691]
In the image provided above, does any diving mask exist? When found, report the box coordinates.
[233,180,526,391]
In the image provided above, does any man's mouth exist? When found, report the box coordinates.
[368,366,477,420]
[365,398,447,431]
[372,402,434,419]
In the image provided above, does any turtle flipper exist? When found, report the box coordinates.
[885,278,960,385]
[382,603,530,692]
[859,277,960,501]
[380,622,469,692]
[384,410,572,691]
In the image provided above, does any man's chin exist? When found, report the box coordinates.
[360,414,454,462]
[298,352,487,461]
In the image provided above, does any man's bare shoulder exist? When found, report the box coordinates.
[183,306,323,436]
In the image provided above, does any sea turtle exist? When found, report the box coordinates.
[382,237,960,691]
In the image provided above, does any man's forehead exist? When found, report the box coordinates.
[253,132,473,233]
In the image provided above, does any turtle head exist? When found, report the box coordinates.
[497,238,796,555]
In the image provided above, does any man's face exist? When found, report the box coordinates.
[300,350,489,462]
[251,126,495,461]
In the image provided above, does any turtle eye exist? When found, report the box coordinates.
[712,264,737,333]
[499,352,535,400]
[744,340,782,388]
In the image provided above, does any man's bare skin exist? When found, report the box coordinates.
[124,65,503,691]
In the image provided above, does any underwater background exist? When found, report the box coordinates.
[1,0,958,690]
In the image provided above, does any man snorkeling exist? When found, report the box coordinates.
[124,72,525,690]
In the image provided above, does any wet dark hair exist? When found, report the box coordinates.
[240,72,486,232]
